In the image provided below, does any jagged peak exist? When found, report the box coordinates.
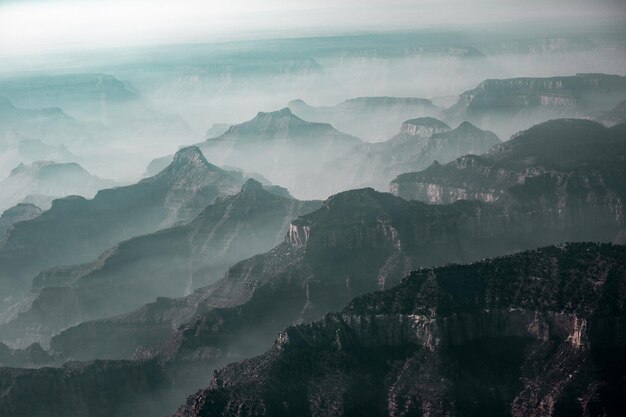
[239,178,264,194]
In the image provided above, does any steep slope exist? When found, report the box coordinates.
[0,161,114,212]
[52,166,625,365]
[318,118,500,194]
[146,108,363,199]
[390,120,626,210]
[0,176,624,416]
[0,146,243,307]
[446,73,626,137]
[0,204,42,240]
[288,97,441,142]
[174,243,626,417]
[0,180,320,349]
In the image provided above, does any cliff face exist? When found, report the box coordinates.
[390,120,626,224]
[1,180,624,416]
[174,243,626,417]
[0,180,320,352]
[318,119,500,195]
[445,73,626,138]
[0,146,243,308]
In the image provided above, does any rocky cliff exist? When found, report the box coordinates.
[446,73,626,138]
[390,120,626,219]
[174,243,626,417]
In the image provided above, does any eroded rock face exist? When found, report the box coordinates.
[445,73,626,138]
[390,120,626,221]
[319,119,500,195]
[173,243,626,417]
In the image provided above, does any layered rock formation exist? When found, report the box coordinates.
[174,242,626,417]
[0,146,243,307]
[318,118,500,194]
[0,161,114,212]
[446,73,626,137]
[0,174,623,415]
[146,108,362,199]
[390,120,626,216]
[0,180,320,349]
[288,97,441,142]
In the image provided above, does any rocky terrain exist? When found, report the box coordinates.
[0,146,243,307]
[0,180,320,349]
[0,204,42,239]
[146,108,362,199]
[174,242,626,417]
[0,160,114,212]
[390,119,626,214]
[288,97,441,142]
[0,122,624,416]
[446,73,626,138]
[320,118,500,194]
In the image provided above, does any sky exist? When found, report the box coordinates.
[0,0,624,56]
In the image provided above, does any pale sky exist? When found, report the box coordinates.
[0,0,624,56]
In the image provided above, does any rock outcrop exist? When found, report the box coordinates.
[173,243,626,417]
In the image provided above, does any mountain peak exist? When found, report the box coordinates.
[170,146,211,169]
[240,178,264,193]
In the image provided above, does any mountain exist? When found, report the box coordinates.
[390,120,626,210]
[0,130,77,179]
[0,161,114,212]
[591,100,626,127]
[0,204,42,239]
[52,170,624,364]
[0,146,243,307]
[146,108,362,199]
[0,171,624,416]
[317,118,500,194]
[288,97,441,142]
[0,74,139,122]
[173,242,626,417]
[0,95,100,149]
[0,180,320,349]
[446,73,626,138]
